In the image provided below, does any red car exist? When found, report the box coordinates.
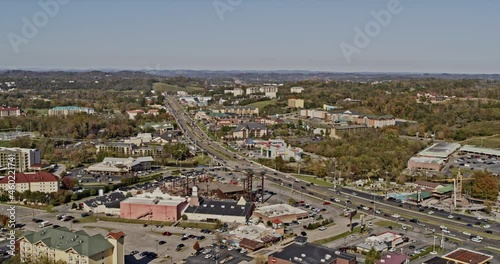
[162,232,172,236]
[323,201,331,205]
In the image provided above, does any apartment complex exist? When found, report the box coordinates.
[232,123,268,139]
[0,107,21,117]
[0,172,59,193]
[246,86,278,95]
[287,98,305,108]
[0,147,41,172]
[48,106,95,117]
[19,227,125,264]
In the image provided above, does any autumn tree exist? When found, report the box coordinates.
[365,247,381,264]
[193,241,200,251]
[471,171,499,201]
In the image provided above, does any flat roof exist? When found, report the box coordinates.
[418,142,461,158]
[270,243,356,264]
[121,197,185,206]
[460,145,500,157]
[253,204,308,218]
[184,199,252,217]
[409,157,445,164]
[442,248,493,264]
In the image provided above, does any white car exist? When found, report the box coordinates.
[374,210,381,214]
[389,247,396,252]
[319,226,327,231]
[443,229,451,234]
[440,225,447,230]
[483,224,490,229]
[471,238,482,243]
[402,225,408,230]
[448,215,454,219]
[205,254,212,259]
[428,211,434,215]
[392,214,400,218]
[462,231,471,236]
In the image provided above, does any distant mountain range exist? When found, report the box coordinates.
[1,69,499,82]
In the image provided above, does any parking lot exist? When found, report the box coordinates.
[186,246,252,264]
[449,154,500,175]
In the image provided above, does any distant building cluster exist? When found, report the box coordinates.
[48,106,95,116]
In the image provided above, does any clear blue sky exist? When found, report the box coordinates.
[1,0,499,73]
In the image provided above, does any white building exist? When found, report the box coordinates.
[290,86,304,93]
[0,147,41,172]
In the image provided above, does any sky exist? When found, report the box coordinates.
[0,0,499,74]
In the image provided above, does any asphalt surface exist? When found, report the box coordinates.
[165,95,500,251]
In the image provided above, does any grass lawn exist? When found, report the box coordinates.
[374,220,402,229]
[246,100,277,109]
[312,226,361,245]
[293,174,334,187]
[76,215,172,226]
[462,134,500,148]
[410,246,443,261]
[0,141,10,147]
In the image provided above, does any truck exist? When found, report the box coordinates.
[39,221,52,228]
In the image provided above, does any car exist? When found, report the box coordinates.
[440,225,447,230]
[130,250,139,255]
[409,245,416,249]
[466,223,473,227]
[143,224,148,227]
[402,225,408,230]
[205,254,212,259]
[351,192,357,196]
[485,230,493,234]
[181,237,188,241]
[32,218,43,223]
[428,211,434,215]
[219,245,227,249]
[140,251,149,257]
[463,231,471,236]
[158,240,166,245]
[417,223,426,227]
[389,247,396,252]
[448,215,454,219]
[374,210,381,214]
[240,249,247,254]
[72,219,80,223]
[319,226,327,231]
[323,201,331,205]
[162,231,172,236]
[387,226,393,230]
[410,218,418,223]
[197,236,206,240]
[483,224,491,229]
[391,214,400,218]
[147,252,158,259]
[303,225,308,229]
[301,231,307,236]
[443,229,451,234]
[81,213,90,217]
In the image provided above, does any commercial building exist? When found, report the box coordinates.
[441,248,493,264]
[268,240,357,264]
[85,157,153,175]
[48,106,95,117]
[0,147,41,172]
[0,107,21,117]
[126,109,159,120]
[227,224,281,250]
[19,227,125,264]
[357,232,403,253]
[417,142,462,159]
[246,86,278,95]
[407,157,444,172]
[287,99,305,109]
[120,193,188,222]
[459,145,500,158]
[290,86,304,93]
[256,139,303,161]
[232,123,269,139]
[139,122,175,133]
[0,172,59,193]
[184,188,254,223]
[253,204,308,223]
[96,143,135,156]
[82,191,126,215]
[329,110,362,123]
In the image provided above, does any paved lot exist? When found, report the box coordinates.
[186,247,252,264]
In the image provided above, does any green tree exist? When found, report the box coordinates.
[181,214,188,221]
[71,202,77,209]
[365,247,381,264]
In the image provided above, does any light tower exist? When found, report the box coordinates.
[456,170,463,201]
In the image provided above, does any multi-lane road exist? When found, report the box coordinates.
[165,95,500,250]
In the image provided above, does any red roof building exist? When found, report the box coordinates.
[0,172,59,193]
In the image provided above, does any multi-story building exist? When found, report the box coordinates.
[19,227,125,264]
[214,106,259,116]
[287,98,305,108]
[290,86,304,93]
[48,106,95,117]
[246,86,278,95]
[0,147,41,172]
[120,189,188,221]
[357,115,396,128]
[0,107,21,117]
[96,143,135,156]
[330,125,370,139]
[232,123,268,139]
[0,172,59,193]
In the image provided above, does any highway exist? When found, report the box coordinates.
[165,95,500,250]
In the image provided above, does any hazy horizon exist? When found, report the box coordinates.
[1,0,499,74]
